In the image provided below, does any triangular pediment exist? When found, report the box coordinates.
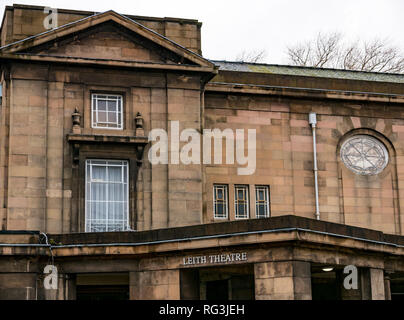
[22,21,185,65]
[0,10,216,70]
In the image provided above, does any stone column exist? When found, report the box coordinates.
[254,261,312,300]
[384,274,391,300]
[180,269,200,300]
[130,269,180,300]
[369,268,385,300]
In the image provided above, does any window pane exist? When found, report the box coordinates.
[98,111,107,122]
[107,100,117,112]
[255,186,270,218]
[238,204,245,216]
[91,183,106,201]
[91,160,107,165]
[92,166,106,181]
[258,190,264,201]
[216,204,224,216]
[108,184,123,201]
[214,185,228,219]
[123,166,128,183]
[235,186,248,219]
[98,100,107,111]
[258,204,265,216]
[108,112,117,123]
[108,166,122,182]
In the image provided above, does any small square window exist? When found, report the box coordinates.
[235,185,249,219]
[92,94,123,129]
[213,184,228,219]
[255,186,270,218]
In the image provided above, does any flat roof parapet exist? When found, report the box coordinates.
[48,215,404,247]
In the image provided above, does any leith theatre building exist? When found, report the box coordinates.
[0,4,404,300]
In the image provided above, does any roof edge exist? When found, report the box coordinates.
[212,59,404,78]
[0,9,213,69]
[47,215,404,246]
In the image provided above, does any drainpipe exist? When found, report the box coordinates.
[309,112,320,220]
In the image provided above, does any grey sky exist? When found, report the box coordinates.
[1,0,404,64]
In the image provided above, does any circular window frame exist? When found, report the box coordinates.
[340,135,389,175]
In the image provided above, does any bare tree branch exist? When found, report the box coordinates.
[235,49,268,63]
[286,33,404,73]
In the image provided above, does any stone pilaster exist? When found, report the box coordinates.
[254,261,311,300]
[130,269,180,300]
[369,268,386,300]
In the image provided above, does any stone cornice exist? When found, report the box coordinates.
[206,82,404,104]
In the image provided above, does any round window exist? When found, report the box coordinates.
[340,135,389,175]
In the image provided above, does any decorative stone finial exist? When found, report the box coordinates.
[72,107,81,134]
[134,112,144,136]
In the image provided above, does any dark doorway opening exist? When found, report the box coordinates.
[206,280,229,300]
[76,285,129,300]
[180,264,255,300]
[311,264,369,300]
[75,273,129,301]
[390,272,404,300]
[311,264,345,300]
[311,270,340,300]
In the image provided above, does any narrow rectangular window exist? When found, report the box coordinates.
[91,94,123,129]
[255,186,270,218]
[235,185,249,219]
[213,184,228,219]
[85,160,129,232]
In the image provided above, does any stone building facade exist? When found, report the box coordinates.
[0,4,403,300]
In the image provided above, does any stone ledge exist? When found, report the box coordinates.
[48,215,404,247]
[66,133,148,145]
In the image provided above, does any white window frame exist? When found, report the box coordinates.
[85,159,129,232]
[213,184,228,219]
[91,94,123,130]
[255,185,270,218]
[235,185,249,219]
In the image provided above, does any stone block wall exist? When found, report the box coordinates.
[0,4,202,54]
[204,91,404,235]
[130,269,180,300]
[0,61,204,233]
